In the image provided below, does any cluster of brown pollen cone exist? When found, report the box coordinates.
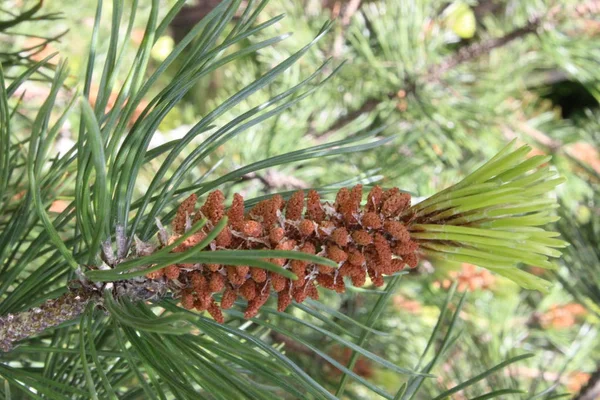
[146,185,419,323]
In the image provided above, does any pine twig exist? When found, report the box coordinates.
[323,0,600,138]
[0,142,566,352]
[427,17,540,78]
[319,97,382,134]
[0,289,99,351]
[316,17,542,136]
[241,170,309,190]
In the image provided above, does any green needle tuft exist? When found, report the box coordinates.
[408,140,568,292]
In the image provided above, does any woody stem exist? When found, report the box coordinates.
[0,288,98,352]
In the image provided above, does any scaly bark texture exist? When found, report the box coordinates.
[148,185,420,322]
[0,289,98,351]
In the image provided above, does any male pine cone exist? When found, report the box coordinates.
[150,185,420,323]
[148,141,567,323]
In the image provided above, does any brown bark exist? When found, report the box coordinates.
[0,289,98,352]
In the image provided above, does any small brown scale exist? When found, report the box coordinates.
[146,185,419,323]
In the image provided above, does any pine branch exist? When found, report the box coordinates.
[0,0,63,72]
[318,1,600,136]
[241,170,309,190]
[2,2,590,396]
[0,289,98,351]
[428,18,540,79]
[316,17,542,136]
[320,96,383,133]
[0,142,565,352]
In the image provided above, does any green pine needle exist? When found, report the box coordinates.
[408,140,568,292]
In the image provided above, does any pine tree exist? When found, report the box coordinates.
[0,0,598,399]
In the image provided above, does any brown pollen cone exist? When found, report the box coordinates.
[149,185,419,322]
